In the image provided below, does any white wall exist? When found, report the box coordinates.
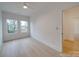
[0,10,2,56]
[30,8,62,52]
[63,6,79,41]
[2,11,30,41]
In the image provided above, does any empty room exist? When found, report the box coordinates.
[0,2,79,57]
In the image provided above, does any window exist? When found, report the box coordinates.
[7,20,28,33]
[20,21,28,32]
[7,19,18,33]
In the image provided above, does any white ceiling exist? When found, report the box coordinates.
[0,2,79,16]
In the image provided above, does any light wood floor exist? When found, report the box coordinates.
[1,38,61,57]
[63,39,79,56]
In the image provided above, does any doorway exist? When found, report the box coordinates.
[63,6,79,55]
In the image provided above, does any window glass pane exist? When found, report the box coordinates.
[20,21,28,32]
[7,19,18,33]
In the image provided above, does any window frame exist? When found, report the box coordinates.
[6,19,18,33]
[20,20,29,33]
